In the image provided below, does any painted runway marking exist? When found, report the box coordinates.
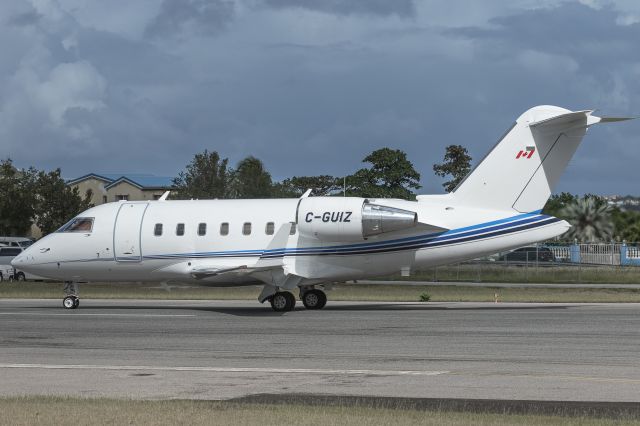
[0,363,449,377]
[0,313,196,318]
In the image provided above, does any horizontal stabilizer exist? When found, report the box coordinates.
[595,116,637,123]
[529,110,592,128]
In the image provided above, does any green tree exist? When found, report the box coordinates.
[543,192,578,217]
[230,156,273,198]
[561,197,614,242]
[274,175,339,197]
[34,169,94,235]
[611,209,640,242]
[0,159,37,236]
[172,150,231,199]
[345,148,421,200]
[433,145,472,192]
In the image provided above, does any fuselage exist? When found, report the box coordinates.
[13,196,569,285]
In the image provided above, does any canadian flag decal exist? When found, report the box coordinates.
[516,146,535,159]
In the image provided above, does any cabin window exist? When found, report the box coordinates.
[176,223,185,236]
[265,222,275,235]
[198,223,207,236]
[220,222,229,236]
[243,222,252,235]
[58,217,94,233]
[154,223,163,236]
[290,223,297,235]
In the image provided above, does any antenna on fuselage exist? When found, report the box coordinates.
[158,191,170,201]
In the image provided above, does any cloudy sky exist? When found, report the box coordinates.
[1,0,639,195]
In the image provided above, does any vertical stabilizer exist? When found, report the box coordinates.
[452,105,603,213]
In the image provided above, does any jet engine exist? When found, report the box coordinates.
[297,197,417,242]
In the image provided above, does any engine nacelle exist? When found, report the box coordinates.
[297,197,417,242]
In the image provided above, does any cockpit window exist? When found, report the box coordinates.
[58,217,94,233]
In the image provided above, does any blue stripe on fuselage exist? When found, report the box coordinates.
[142,213,558,260]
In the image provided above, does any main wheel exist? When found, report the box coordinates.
[283,291,296,311]
[302,289,327,310]
[73,298,80,308]
[63,296,78,309]
[270,292,295,312]
[16,272,25,281]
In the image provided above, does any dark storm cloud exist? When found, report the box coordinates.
[449,3,640,67]
[145,0,235,38]
[262,0,415,17]
[7,9,42,27]
[2,0,640,196]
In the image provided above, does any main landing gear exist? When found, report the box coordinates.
[63,281,80,309]
[300,289,327,310]
[269,291,296,312]
[267,288,328,312]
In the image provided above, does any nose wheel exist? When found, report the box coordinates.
[63,296,79,309]
[63,281,80,309]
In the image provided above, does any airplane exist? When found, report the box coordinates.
[12,105,634,311]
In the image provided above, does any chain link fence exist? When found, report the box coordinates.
[409,242,640,284]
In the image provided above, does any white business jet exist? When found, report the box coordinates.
[12,106,633,311]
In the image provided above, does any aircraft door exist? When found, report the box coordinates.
[113,203,149,262]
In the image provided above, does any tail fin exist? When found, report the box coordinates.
[452,105,633,213]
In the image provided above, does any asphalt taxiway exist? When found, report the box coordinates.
[0,299,639,401]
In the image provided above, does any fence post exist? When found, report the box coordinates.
[611,239,614,266]
[570,239,581,263]
[621,241,628,266]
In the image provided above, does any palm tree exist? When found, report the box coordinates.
[560,198,614,242]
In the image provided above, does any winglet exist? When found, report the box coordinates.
[258,222,292,260]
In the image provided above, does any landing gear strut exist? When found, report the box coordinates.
[300,288,327,310]
[63,281,79,309]
[269,291,296,312]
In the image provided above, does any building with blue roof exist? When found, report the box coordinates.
[67,173,174,205]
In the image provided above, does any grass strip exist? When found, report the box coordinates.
[1,396,639,426]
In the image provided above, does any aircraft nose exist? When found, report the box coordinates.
[11,245,40,268]
[11,252,28,267]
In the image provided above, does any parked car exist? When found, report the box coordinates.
[0,237,34,248]
[498,246,556,263]
[0,246,46,281]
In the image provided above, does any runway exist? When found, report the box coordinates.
[1,299,639,402]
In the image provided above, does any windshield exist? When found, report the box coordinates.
[58,217,94,233]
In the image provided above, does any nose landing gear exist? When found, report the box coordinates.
[63,281,80,309]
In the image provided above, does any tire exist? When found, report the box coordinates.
[302,289,326,310]
[73,298,80,308]
[270,292,295,312]
[63,296,77,309]
[283,291,296,311]
[16,272,25,282]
